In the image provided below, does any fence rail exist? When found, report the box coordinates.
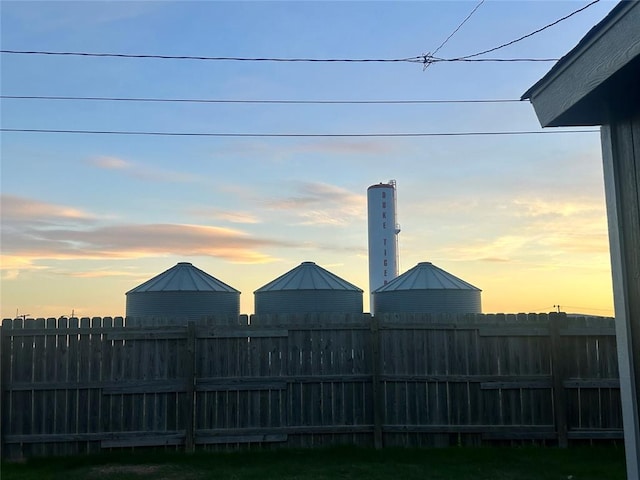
[0,313,622,458]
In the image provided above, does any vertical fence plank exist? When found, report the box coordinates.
[101,317,113,441]
[66,317,79,455]
[88,317,102,453]
[0,320,6,460]
[110,317,124,438]
[52,317,66,456]
[370,316,383,448]
[184,322,196,452]
[1,319,15,459]
[550,313,569,447]
[78,318,91,453]
[17,319,32,458]
[43,318,57,456]
[26,319,43,456]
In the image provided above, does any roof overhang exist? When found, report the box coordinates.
[522,1,640,127]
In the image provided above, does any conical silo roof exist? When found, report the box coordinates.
[374,262,480,292]
[373,262,481,314]
[255,261,363,292]
[253,261,363,316]
[126,262,239,294]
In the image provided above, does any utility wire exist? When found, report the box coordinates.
[436,57,559,63]
[451,0,600,60]
[1,128,599,138]
[525,306,557,313]
[562,305,614,313]
[0,50,424,63]
[0,95,522,105]
[432,0,485,57]
[0,49,559,63]
[2,3,596,67]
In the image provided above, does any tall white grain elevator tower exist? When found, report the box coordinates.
[367,180,400,314]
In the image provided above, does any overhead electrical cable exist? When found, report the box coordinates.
[1,128,599,137]
[3,0,598,69]
[449,0,601,60]
[0,50,424,63]
[0,49,559,63]
[524,306,558,313]
[562,306,614,313]
[431,0,485,57]
[0,94,522,105]
[3,0,597,69]
[434,57,559,63]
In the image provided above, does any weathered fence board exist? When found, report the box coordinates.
[0,313,623,458]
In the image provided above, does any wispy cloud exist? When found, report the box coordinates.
[3,2,161,32]
[1,193,370,281]
[1,194,95,224]
[190,208,261,224]
[0,195,298,275]
[91,156,131,170]
[513,197,603,218]
[447,235,531,263]
[217,139,395,158]
[3,223,290,265]
[59,270,146,279]
[439,195,609,263]
[266,182,365,226]
[88,156,200,184]
[293,139,393,155]
[0,255,49,280]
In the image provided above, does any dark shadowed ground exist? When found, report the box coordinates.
[1,445,626,480]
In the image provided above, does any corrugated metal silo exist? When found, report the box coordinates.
[254,261,363,314]
[373,262,481,314]
[126,262,240,322]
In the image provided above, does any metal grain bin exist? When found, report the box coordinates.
[254,261,363,314]
[373,262,481,314]
[126,262,240,322]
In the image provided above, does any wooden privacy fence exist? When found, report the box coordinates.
[0,313,623,459]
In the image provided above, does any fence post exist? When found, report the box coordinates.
[0,319,5,461]
[550,312,568,447]
[184,321,196,453]
[370,315,383,449]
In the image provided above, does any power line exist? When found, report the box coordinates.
[562,305,614,313]
[0,50,424,63]
[0,49,559,64]
[451,0,601,60]
[2,2,595,68]
[525,306,557,313]
[1,127,599,138]
[4,0,599,69]
[0,95,522,105]
[523,304,613,315]
[436,57,559,63]
[432,0,485,57]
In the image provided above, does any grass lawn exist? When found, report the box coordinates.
[1,446,627,480]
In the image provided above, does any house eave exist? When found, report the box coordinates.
[522,1,640,127]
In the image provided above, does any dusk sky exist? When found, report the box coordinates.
[1,0,618,318]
